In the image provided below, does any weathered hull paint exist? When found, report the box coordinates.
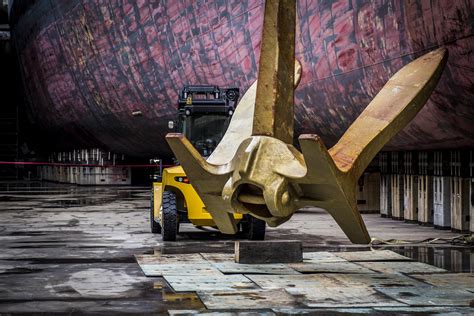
[11,0,474,157]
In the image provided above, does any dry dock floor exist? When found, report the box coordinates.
[0,181,472,315]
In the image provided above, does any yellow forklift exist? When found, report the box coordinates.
[150,85,266,241]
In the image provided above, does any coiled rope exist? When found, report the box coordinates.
[369,234,473,246]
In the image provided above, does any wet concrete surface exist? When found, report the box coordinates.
[0,181,472,315]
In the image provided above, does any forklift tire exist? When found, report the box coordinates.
[246,215,266,240]
[150,187,161,234]
[162,191,178,241]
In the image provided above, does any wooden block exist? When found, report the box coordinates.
[235,240,302,264]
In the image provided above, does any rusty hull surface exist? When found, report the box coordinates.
[10,0,474,157]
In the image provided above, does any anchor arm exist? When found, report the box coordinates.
[329,48,448,181]
[297,134,370,244]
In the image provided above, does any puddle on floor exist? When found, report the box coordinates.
[155,279,206,310]
[391,246,473,273]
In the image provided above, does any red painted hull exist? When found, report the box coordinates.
[11,0,474,157]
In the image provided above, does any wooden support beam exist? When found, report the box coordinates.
[235,240,302,264]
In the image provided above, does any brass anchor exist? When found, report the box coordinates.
[166,0,447,244]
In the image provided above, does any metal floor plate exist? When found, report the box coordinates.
[138,263,223,277]
[134,250,473,311]
[274,306,474,314]
[135,254,205,265]
[288,261,375,274]
[410,273,474,292]
[164,275,257,292]
[199,253,234,263]
[212,262,300,275]
[356,261,447,274]
[197,289,298,310]
[334,250,412,262]
[376,287,474,306]
[286,286,406,308]
[246,274,341,289]
[302,251,347,263]
[328,273,428,288]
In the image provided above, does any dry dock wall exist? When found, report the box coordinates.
[378,150,473,234]
[38,149,131,185]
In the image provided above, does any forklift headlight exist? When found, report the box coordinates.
[175,176,190,184]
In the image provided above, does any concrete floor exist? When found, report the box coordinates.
[0,181,472,314]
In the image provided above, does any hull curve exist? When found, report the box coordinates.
[11,0,474,158]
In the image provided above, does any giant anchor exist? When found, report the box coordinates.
[166,0,448,243]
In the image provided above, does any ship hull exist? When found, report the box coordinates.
[10,0,474,158]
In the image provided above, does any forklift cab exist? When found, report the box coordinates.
[151,85,266,241]
[175,85,238,157]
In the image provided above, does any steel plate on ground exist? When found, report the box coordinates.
[138,263,223,277]
[288,261,374,274]
[376,287,474,306]
[373,307,474,314]
[212,262,300,275]
[302,251,347,263]
[329,273,428,288]
[200,253,234,263]
[356,261,447,274]
[285,286,406,308]
[197,289,298,310]
[169,310,277,315]
[246,274,339,289]
[334,250,411,262]
[164,275,257,292]
[273,307,474,314]
[135,254,205,264]
[409,273,474,292]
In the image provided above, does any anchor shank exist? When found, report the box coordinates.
[253,0,296,144]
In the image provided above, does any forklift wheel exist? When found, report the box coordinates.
[162,191,178,241]
[150,187,161,234]
[246,215,266,240]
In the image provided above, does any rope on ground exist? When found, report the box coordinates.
[369,234,473,246]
